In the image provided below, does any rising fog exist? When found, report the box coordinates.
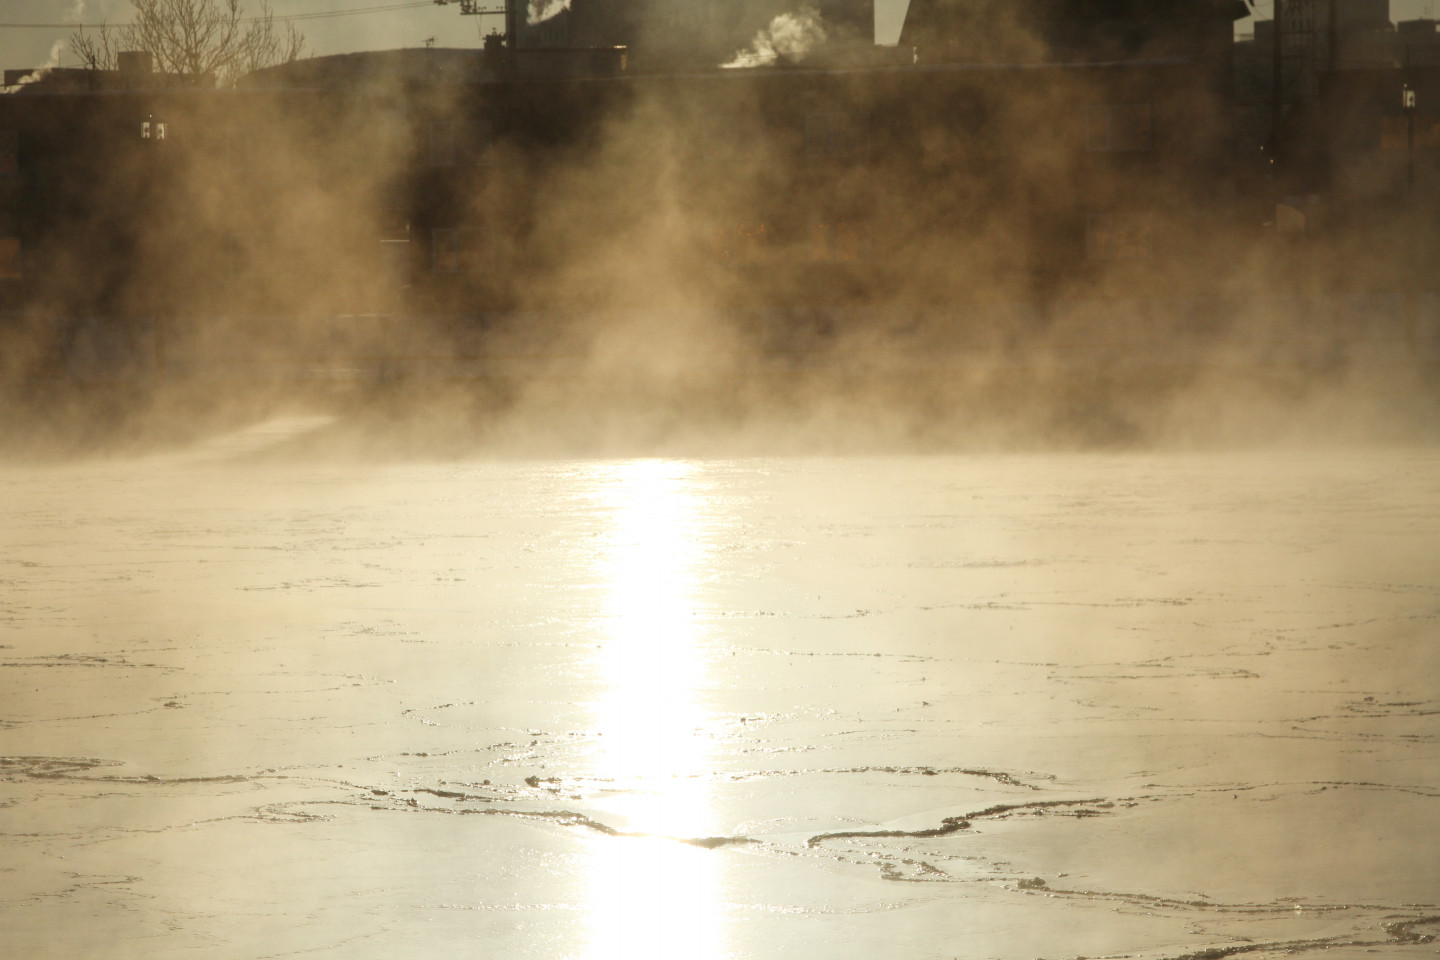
[1,2,1438,459]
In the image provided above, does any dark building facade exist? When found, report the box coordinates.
[899,0,1246,64]
[6,2,1358,384]
[520,0,874,68]
[0,50,1246,378]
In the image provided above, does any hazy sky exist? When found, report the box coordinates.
[3,0,1438,76]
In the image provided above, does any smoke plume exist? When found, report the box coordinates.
[3,40,66,93]
[528,0,570,24]
[723,6,827,69]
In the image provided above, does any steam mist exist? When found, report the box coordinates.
[723,7,829,68]
[4,9,1440,958]
[1,5,1437,459]
[528,0,571,23]
[2,41,66,94]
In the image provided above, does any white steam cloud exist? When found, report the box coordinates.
[723,6,827,69]
[68,0,126,23]
[3,40,65,94]
[528,0,570,24]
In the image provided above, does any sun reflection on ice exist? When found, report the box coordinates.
[582,459,726,959]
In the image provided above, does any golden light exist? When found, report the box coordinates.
[580,459,726,960]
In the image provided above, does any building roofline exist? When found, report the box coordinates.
[3,51,1203,100]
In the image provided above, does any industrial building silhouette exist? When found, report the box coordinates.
[2,0,1438,386]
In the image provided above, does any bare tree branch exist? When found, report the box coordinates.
[69,0,306,87]
[70,24,119,72]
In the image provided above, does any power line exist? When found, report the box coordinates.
[273,1,439,23]
[0,0,437,30]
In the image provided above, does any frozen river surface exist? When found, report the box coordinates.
[3,431,1439,959]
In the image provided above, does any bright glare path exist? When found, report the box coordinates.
[582,459,726,960]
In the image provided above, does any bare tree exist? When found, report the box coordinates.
[71,0,306,88]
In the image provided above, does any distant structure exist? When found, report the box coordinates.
[516,0,875,68]
[236,44,628,89]
[5,0,1437,374]
[2,50,210,93]
[899,0,1248,64]
[1231,0,1397,174]
[1256,0,1396,97]
[1397,17,1440,66]
[1241,2,1398,103]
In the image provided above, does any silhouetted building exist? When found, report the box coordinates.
[3,51,210,93]
[1276,0,1396,96]
[899,0,1247,65]
[237,45,627,90]
[1232,0,1398,185]
[1398,19,1440,66]
[0,45,1247,343]
[520,0,874,69]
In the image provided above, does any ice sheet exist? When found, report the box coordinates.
[2,446,1437,958]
